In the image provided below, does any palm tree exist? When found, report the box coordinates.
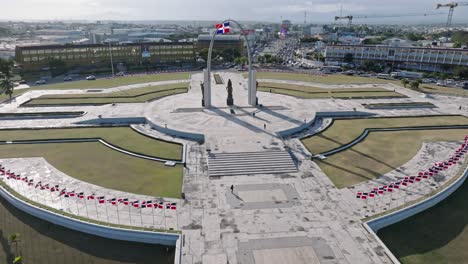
[8,233,20,254]
[8,233,22,264]
[0,77,14,99]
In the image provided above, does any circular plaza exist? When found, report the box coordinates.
[0,70,467,264]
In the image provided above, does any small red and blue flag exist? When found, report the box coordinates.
[215,22,230,34]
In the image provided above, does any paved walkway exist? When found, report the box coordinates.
[0,72,467,264]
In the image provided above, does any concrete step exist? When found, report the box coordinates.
[207,150,297,177]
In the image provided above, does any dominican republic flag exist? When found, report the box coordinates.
[216,22,230,34]
[98,196,106,204]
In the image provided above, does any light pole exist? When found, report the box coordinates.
[108,41,115,77]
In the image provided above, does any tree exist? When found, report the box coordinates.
[410,81,420,90]
[401,79,409,88]
[48,58,67,77]
[454,66,468,79]
[343,53,354,63]
[0,78,14,99]
[0,58,14,79]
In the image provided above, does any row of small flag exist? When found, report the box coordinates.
[356,135,468,200]
[0,166,177,210]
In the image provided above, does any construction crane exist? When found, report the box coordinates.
[436,2,468,35]
[334,13,445,26]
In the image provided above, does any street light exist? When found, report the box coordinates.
[108,41,115,76]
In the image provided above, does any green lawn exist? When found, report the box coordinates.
[37,72,191,90]
[0,197,175,264]
[0,142,183,198]
[0,72,191,104]
[302,116,468,155]
[378,169,468,264]
[259,87,403,99]
[23,83,189,106]
[252,72,468,97]
[0,127,182,161]
[316,129,468,188]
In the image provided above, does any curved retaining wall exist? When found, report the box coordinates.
[0,138,183,163]
[146,118,205,143]
[364,165,468,264]
[320,125,468,157]
[367,165,468,232]
[0,184,180,246]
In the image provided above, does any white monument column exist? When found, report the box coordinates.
[248,69,257,106]
[203,69,211,108]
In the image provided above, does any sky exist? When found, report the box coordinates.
[2,0,467,24]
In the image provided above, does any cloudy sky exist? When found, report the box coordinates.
[2,0,466,24]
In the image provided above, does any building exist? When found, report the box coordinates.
[15,42,196,71]
[325,44,468,72]
[197,35,245,55]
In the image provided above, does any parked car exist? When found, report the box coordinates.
[18,80,27,84]
[35,80,47,85]
[115,72,125,77]
[436,81,446,86]
[86,75,96,80]
[63,76,73,81]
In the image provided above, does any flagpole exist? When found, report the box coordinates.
[128,203,132,226]
[116,203,120,224]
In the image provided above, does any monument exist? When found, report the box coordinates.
[226,79,234,106]
[200,82,205,107]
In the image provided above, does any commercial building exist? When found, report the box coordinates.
[15,42,196,71]
[325,44,468,72]
[197,35,245,55]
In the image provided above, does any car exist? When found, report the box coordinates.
[86,75,96,80]
[63,76,73,82]
[436,81,446,86]
[35,80,46,85]
[115,72,125,77]
[18,80,27,84]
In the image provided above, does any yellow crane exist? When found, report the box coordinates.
[334,13,445,27]
[436,2,468,31]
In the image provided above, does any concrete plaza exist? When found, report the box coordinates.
[0,71,467,264]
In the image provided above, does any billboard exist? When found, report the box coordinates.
[141,44,151,58]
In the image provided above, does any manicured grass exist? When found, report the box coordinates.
[37,72,191,90]
[0,197,175,264]
[253,72,468,97]
[316,129,468,188]
[302,116,468,155]
[0,127,182,161]
[23,82,189,106]
[259,87,403,99]
[378,168,468,264]
[0,72,191,104]
[0,142,183,198]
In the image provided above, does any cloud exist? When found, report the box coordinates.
[1,0,466,23]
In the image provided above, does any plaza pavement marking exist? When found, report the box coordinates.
[362,102,436,109]
[237,237,335,264]
[0,126,183,161]
[315,129,468,189]
[252,72,468,97]
[301,115,468,155]
[226,183,300,210]
[0,197,176,264]
[0,142,183,198]
[258,82,405,99]
[22,82,189,106]
[377,165,468,264]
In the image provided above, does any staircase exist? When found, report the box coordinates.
[207,150,297,177]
